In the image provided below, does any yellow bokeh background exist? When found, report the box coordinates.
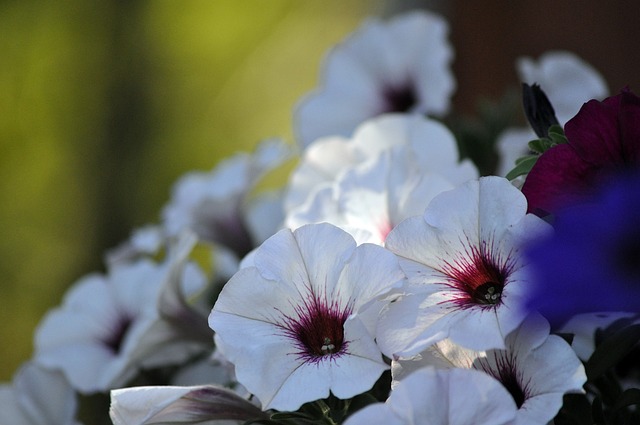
[0,0,385,380]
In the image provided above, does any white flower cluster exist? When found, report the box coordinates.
[1,9,617,425]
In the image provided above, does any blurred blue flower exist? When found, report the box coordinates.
[524,171,640,325]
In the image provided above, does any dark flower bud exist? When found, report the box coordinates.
[522,83,560,138]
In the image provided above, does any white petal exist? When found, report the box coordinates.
[110,385,266,425]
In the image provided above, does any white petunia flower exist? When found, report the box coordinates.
[392,314,587,425]
[105,225,164,267]
[209,223,405,411]
[284,114,477,215]
[294,10,455,148]
[497,51,608,176]
[286,146,468,245]
[559,312,637,361]
[343,367,517,425]
[162,138,292,258]
[34,234,211,393]
[0,362,80,425]
[110,384,266,425]
[377,176,552,356]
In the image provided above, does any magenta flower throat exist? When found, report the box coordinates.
[277,288,354,362]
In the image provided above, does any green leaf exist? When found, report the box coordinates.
[548,124,568,144]
[505,155,538,180]
[586,324,640,380]
[527,138,553,154]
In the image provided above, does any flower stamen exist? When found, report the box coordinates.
[321,337,336,354]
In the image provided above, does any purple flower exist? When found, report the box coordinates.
[524,172,640,325]
[521,89,640,216]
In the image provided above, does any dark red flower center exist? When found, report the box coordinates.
[382,83,417,113]
[278,292,353,362]
[104,315,133,354]
[478,353,528,409]
[440,239,516,308]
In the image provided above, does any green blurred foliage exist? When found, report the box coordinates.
[0,0,377,380]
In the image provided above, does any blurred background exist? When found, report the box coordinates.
[1,0,639,380]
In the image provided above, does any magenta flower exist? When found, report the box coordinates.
[521,88,640,216]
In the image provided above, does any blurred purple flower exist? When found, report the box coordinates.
[524,173,640,325]
[522,88,640,216]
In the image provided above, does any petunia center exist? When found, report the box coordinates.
[473,281,503,305]
[382,83,417,113]
[440,242,514,308]
[478,354,527,409]
[104,316,133,354]
[295,307,347,357]
[499,368,526,409]
[280,294,352,361]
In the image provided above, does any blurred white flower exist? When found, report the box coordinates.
[497,51,608,176]
[209,223,405,411]
[285,114,477,216]
[392,314,587,425]
[34,234,211,393]
[559,312,637,361]
[285,114,478,245]
[343,367,517,425]
[0,362,80,425]
[105,225,164,267]
[162,138,292,258]
[377,177,552,356]
[294,10,455,148]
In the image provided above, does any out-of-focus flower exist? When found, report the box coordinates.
[343,367,517,425]
[286,148,456,245]
[209,223,405,411]
[286,118,477,245]
[496,51,608,177]
[0,362,80,425]
[377,177,551,356]
[560,313,640,390]
[106,225,164,267]
[392,314,586,425]
[522,89,640,215]
[162,138,292,258]
[559,312,637,361]
[284,114,477,216]
[294,10,455,148]
[524,173,640,324]
[110,384,267,425]
[34,234,210,393]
